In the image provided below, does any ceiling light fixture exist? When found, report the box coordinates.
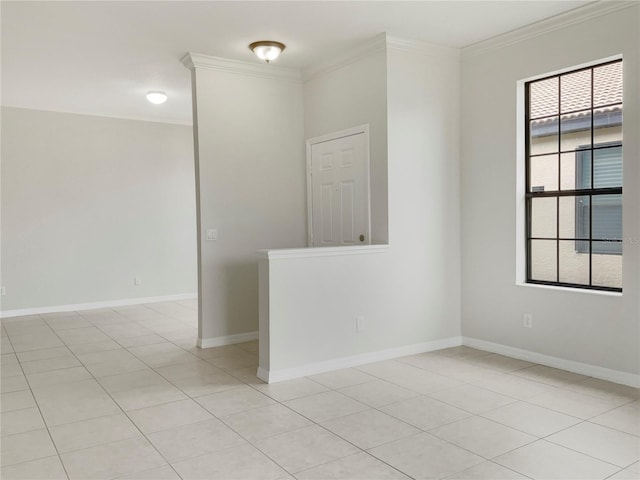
[249,41,286,63]
[146,91,167,104]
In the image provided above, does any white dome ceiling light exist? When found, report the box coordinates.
[249,41,286,63]
[146,91,167,104]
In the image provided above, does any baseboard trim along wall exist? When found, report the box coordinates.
[463,336,640,388]
[0,293,198,319]
[257,336,463,383]
[198,331,259,349]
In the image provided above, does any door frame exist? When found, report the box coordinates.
[306,124,371,247]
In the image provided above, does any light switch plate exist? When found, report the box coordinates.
[206,229,218,241]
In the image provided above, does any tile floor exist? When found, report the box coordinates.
[1,300,638,480]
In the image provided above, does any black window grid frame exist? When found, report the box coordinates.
[524,59,623,293]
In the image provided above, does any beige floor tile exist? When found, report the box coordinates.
[236,340,259,353]
[1,389,36,412]
[68,339,122,355]
[75,348,137,365]
[60,436,166,480]
[171,371,245,397]
[430,416,536,458]
[97,368,168,393]
[254,424,359,473]
[140,351,201,368]
[565,377,639,403]
[590,402,639,435]
[468,354,534,373]
[339,379,419,407]
[607,463,639,480]
[0,373,29,393]
[49,413,141,453]
[355,360,426,379]
[84,356,148,377]
[115,465,181,480]
[56,327,110,345]
[435,346,493,360]
[467,371,559,400]
[172,443,287,480]
[380,394,471,430]
[1,360,23,378]
[0,455,67,480]
[369,432,484,480]
[321,409,420,449]
[221,403,312,441]
[429,384,517,414]
[527,387,629,419]
[482,401,582,437]
[295,452,410,479]
[117,334,167,347]
[16,346,71,363]
[1,407,45,436]
[389,369,463,395]
[494,440,619,479]
[308,368,377,389]
[153,360,222,381]
[206,351,258,370]
[128,398,213,434]
[254,377,329,402]
[1,336,14,353]
[445,460,529,479]
[45,317,92,330]
[128,342,184,357]
[546,421,639,467]
[1,429,57,466]
[147,418,246,463]
[196,385,276,417]
[511,365,589,387]
[111,382,188,410]
[21,354,81,374]
[98,323,152,339]
[26,366,93,388]
[284,390,369,423]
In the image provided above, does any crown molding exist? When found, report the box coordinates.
[181,52,302,83]
[462,1,638,59]
[386,35,460,61]
[302,33,387,82]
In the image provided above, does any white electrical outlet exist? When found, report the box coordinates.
[206,229,218,241]
[134,277,141,286]
[356,316,365,332]
[523,313,533,328]
[0,286,5,296]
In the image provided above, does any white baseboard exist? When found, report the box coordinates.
[198,331,258,349]
[463,336,640,388]
[0,293,197,319]
[257,336,462,383]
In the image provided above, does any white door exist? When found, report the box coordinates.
[307,126,370,247]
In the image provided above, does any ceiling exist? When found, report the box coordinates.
[1,1,593,125]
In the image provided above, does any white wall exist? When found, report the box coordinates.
[303,42,388,243]
[460,5,640,374]
[1,107,197,312]
[258,38,462,380]
[187,58,307,344]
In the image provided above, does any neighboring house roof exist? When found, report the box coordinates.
[530,61,622,120]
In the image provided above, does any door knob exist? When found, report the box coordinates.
[359,234,365,242]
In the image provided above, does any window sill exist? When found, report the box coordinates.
[516,281,622,297]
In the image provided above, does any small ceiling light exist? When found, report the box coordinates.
[146,91,167,104]
[249,41,286,63]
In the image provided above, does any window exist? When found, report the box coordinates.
[525,60,623,291]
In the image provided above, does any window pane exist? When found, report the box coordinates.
[530,240,557,282]
[561,69,591,113]
[593,147,622,188]
[559,195,589,239]
[594,61,622,107]
[592,243,622,288]
[529,154,558,192]
[561,152,586,190]
[531,197,557,238]
[529,118,558,155]
[559,240,589,285]
[592,194,622,242]
[594,108,622,144]
[530,77,558,119]
[560,112,591,152]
